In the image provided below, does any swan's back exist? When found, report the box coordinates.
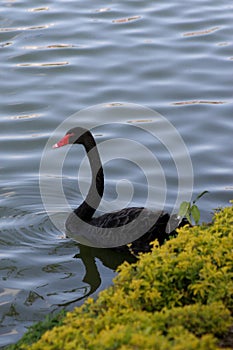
[65,207,183,254]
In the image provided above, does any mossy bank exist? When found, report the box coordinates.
[8,204,233,350]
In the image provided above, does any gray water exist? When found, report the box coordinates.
[1,0,233,347]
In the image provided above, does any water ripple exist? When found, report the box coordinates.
[28,7,50,13]
[172,100,227,106]
[16,61,69,67]
[183,26,220,37]
[0,24,53,32]
[112,15,141,23]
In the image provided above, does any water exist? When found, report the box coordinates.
[0,0,233,347]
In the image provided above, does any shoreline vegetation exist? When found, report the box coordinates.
[7,203,233,350]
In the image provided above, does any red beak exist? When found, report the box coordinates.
[52,133,74,149]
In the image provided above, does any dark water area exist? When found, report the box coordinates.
[0,0,233,347]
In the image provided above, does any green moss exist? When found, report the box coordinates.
[9,204,233,350]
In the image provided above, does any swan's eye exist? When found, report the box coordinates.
[53,133,74,148]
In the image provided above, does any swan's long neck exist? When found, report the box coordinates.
[74,134,104,221]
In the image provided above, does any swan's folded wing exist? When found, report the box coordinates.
[65,208,169,249]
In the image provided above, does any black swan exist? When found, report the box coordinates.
[53,127,187,254]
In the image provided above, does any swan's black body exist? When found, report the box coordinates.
[54,127,187,254]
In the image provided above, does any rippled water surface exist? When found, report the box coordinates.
[1,0,233,347]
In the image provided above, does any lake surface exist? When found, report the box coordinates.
[0,0,233,347]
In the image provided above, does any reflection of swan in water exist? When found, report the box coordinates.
[53,127,188,254]
[57,244,137,307]
[75,244,137,291]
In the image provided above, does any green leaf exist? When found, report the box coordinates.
[193,190,209,204]
[178,201,190,218]
[186,211,192,225]
[191,204,200,225]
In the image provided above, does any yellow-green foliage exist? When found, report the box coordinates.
[24,205,233,349]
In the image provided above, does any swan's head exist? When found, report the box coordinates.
[53,127,91,149]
